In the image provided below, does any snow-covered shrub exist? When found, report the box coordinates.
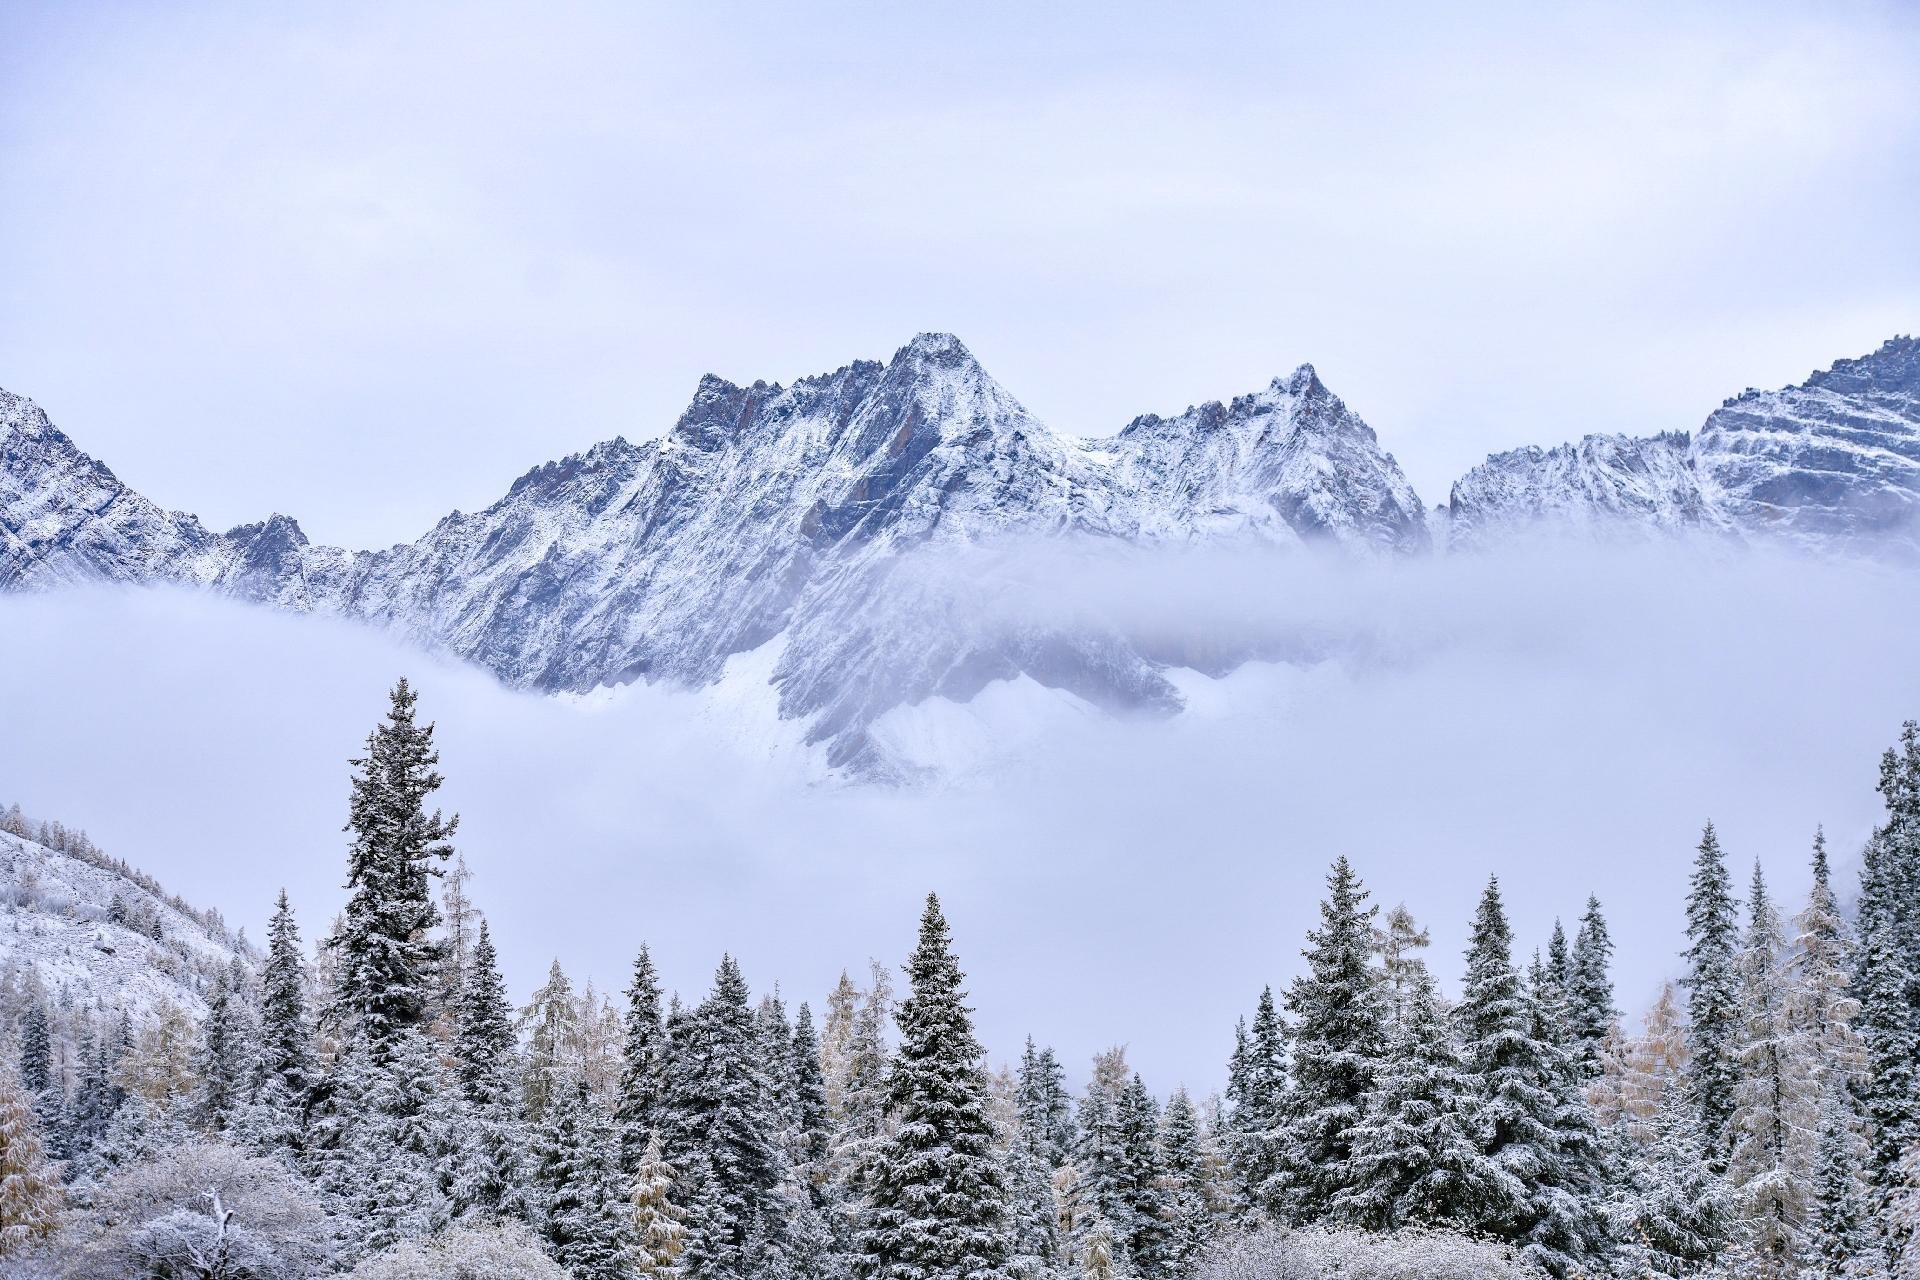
[59,1140,334,1279]
[344,1224,568,1280]
[1200,1226,1545,1280]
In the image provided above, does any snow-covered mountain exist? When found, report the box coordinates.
[0,825,248,1022]
[2,332,1915,774]
[0,334,1424,773]
[1447,335,1920,551]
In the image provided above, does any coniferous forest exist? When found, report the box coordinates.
[4,680,1920,1280]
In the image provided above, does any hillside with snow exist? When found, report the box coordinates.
[0,823,248,1021]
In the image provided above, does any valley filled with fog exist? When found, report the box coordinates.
[2,539,1913,1093]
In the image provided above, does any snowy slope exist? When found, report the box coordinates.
[0,828,246,1021]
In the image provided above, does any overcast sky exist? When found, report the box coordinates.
[2,1,1916,547]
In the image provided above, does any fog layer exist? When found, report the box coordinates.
[0,541,1913,1092]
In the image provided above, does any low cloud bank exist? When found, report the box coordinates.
[0,539,1915,1093]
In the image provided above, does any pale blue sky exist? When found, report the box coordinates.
[2,0,1917,546]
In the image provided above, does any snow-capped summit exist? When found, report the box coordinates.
[3,332,1915,774]
[1446,336,1920,554]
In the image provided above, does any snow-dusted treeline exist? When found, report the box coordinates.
[3,686,1919,1279]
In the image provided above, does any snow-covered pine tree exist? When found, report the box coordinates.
[1804,1085,1868,1277]
[1544,921,1571,1012]
[0,1056,63,1259]
[1276,856,1386,1224]
[662,955,790,1280]
[18,1002,52,1096]
[1454,876,1609,1278]
[1683,821,1742,1164]
[633,1128,690,1280]
[619,944,670,1179]
[535,1078,635,1280]
[196,955,257,1132]
[1861,722,1920,1197]
[856,894,1011,1280]
[1567,895,1617,1082]
[790,1001,831,1174]
[329,677,459,1048]
[1075,1046,1136,1258]
[1224,988,1286,1223]
[1333,962,1499,1233]
[1115,1074,1168,1277]
[1156,1088,1212,1280]
[1728,861,1815,1274]
[1002,1125,1061,1280]
[250,889,316,1154]
[757,991,799,1162]
[1615,1080,1736,1277]
[451,919,533,1225]
[1016,1038,1076,1168]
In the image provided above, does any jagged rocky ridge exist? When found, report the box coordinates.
[1447,335,1920,550]
[2,333,1916,774]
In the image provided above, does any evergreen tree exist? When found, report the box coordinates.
[1454,877,1609,1277]
[254,890,316,1145]
[1334,963,1500,1232]
[1805,1086,1868,1277]
[451,919,533,1224]
[856,894,1011,1280]
[1727,861,1812,1273]
[1156,1088,1213,1280]
[790,1001,831,1172]
[620,944,670,1178]
[662,955,790,1280]
[1615,1081,1736,1277]
[1114,1074,1168,1277]
[1016,1038,1076,1168]
[330,677,458,1047]
[1860,721,1920,1219]
[1567,895,1617,1082]
[536,1079,636,1280]
[1683,821,1742,1161]
[0,1058,63,1259]
[1275,856,1387,1223]
[197,955,256,1131]
[18,1003,51,1095]
[1223,988,1286,1221]
[1001,1126,1060,1280]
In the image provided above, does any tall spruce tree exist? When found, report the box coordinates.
[1114,1074,1168,1277]
[1861,723,1920,1183]
[1787,830,1865,1103]
[1454,877,1609,1277]
[1016,1039,1076,1168]
[662,955,790,1280]
[1275,856,1387,1223]
[196,956,256,1132]
[259,890,316,1104]
[330,677,458,1047]
[1156,1088,1213,1280]
[1615,1081,1736,1276]
[1567,895,1617,1081]
[1684,822,1742,1162]
[856,894,1011,1280]
[536,1078,636,1280]
[619,943,670,1178]
[1335,963,1500,1232]
[1805,1085,1868,1277]
[1224,988,1286,1222]
[451,918,532,1224]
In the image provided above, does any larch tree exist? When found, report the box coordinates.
[1370,903,1432,1034]
[632,1129,690,1280]
[1727,861,1813,1273]
[856,894,1011,1280]
[0,1057,64,1260]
